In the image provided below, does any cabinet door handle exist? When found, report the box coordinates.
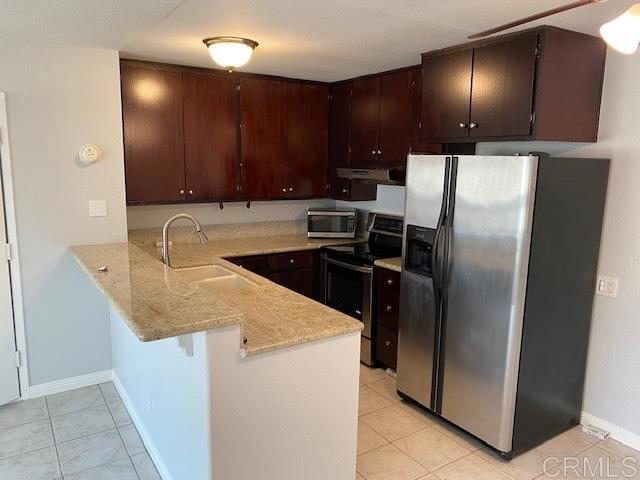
[385,305,392,312]
[371,149,376,155]
[289,187,293,192]
[179,189,185,195]
[282,188,287,192]
[289,258,295,264]
[385,340,392,347]
[377,150,382,155]
[188,189,194,195]
[459,123,468,129]
[386,279,394,286]
[341,188,348,194]
[469,122,478,129]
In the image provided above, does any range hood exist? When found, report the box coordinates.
[336,167,405,185]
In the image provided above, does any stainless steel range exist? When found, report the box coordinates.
[320,212,403,365]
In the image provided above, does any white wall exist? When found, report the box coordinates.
[0,42,127,386]
[127,199,335,229]
[336,184,406,218]
[475,50,640,440]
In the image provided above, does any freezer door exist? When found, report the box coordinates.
[397,155,448,409]
[440,155,538,453]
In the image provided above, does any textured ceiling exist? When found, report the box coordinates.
[2,0,637,81]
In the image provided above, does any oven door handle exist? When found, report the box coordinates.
[323,255,373,274]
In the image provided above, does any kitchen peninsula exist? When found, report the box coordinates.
[71,229,363,480]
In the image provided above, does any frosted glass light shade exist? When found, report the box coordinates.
[600,3,640,54]
[203,37,258,70]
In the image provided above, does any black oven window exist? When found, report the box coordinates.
[326,264,363,320]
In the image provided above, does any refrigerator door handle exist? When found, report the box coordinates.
[440,157,458,292]
[432,157,452,290]
[432,224,444,289]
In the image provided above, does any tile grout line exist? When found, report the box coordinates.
[44,396,65,479]
[99,383,142,479]
[47,385,135,479]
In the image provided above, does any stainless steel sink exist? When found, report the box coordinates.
[176,265,257,292]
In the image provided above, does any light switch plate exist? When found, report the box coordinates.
[595,274,619,298]
[89,200,108,217]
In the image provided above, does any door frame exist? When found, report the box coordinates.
[0,92,30,399]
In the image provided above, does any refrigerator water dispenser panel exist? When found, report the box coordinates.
[405,225,436,275]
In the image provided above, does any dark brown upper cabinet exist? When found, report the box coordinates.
[469,32,538,138]
[285,82,329,199]
[327,83,377,201]
[410,68,444,155]
[350,77,380,167]
[420,26,606,143]
[121,63,186,204]
[327,83,351,200]
[240,77,288,199]
[122,63,239,205]
[240,77,328,200]
[378,70,414,164]
[350,71,413,167]
[182,71,239,201]
[421,49,473,141]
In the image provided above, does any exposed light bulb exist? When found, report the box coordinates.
[600,3,640,54]
[202,37,258,71]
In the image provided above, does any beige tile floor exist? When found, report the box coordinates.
[357,365,640,480]
[0,382,160,479]
[1,369,638,479]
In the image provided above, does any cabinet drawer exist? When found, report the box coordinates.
[226,255,268,277]
[270,268,314,298]
[377,268,400,294]
[377,290,399,330]
[268,250,314,272]
[376,325,398,370]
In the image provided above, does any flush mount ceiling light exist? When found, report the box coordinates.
[600,3,640,54]
[202,37,259,71]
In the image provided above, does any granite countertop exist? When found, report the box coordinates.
[374,257,402,273]
[71,235,364,357]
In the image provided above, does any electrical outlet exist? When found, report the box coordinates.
[595,275,619,298]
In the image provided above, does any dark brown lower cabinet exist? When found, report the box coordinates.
[270,269,314,298]
[374,267,401,370]
[226,250,317,299]
[226,255,269,277]
[376,325,399,370]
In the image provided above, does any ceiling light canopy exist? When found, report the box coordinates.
[600,3,640,54]
[203,37,258,71]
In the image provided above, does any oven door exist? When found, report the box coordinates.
[322,254,373,365]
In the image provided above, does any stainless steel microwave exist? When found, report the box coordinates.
[307,208,357,238]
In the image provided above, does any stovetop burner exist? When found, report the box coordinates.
[322,241,400,266]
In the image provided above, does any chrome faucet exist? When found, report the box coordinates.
[161,213,209,267]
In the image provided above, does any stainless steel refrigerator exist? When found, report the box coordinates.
[397,154,609,457]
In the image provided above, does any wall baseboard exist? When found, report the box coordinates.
[581,411,640,452]
[29,370,113,398]
[112,373,173,480]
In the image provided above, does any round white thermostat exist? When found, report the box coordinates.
[78,144,101,165]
